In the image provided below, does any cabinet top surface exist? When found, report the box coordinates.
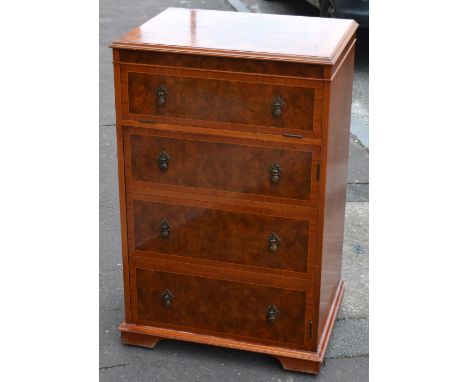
[110,7,358,65]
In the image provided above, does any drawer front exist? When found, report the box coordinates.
[122,68,321,136]
[129,198,314,273]
[125,129,317,201]
[134,268,307,346]
[119,50,324,79]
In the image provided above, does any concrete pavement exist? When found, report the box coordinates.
[100,1,369,380]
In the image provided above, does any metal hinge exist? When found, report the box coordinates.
[316,163,321,181]
[309,321,313,337]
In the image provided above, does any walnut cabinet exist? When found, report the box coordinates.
[110,7,357,374]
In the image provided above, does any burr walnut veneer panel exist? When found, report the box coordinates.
[134,268,307,347]
[125,127,318,201]
[125,71,317,132]
[129,198,314,273]
[118,50,325,78]
[112,8,357,375]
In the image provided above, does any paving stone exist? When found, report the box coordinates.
[326,319,369,359]
[100,340,368,382]
[340,202,369,320]
[347,137,369,202]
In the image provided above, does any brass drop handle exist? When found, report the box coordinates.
[156,85,168,107]
[161,289,174,307]
[270,162,282,184]
[266,305,279,323]
[272,95,285,118]
[268,232,281,253]
[158,151,170,172]
[160,219,170,238]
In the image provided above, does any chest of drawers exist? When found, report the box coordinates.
[111,8,357,374]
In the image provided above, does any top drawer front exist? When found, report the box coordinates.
[121,65,322,138]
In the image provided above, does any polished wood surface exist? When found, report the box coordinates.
[119,63,323,139]
[119,282,343,373]
[125,126,317,201]
[134,267,307,346]
[111,9,356,375]
[126,71,316,132]
[119,50,325,79]
[110,8,358,64]
[112,50,132,323]
[130,198,312,273]
[121,331,161,348]
[276,356,321,374]
[317,43,355,338]
[125,191,319,284]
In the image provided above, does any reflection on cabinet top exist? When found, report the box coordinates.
[110,7,358,65]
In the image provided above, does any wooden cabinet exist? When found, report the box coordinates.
[111,7,357,374]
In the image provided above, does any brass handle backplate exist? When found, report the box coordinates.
[268,232,281,253]
[160,219,170,238]
[158,151,170,172]
[161,289,174,307]
[156,85,168,107]
[267,305,279,323]
[270,162,282,184]
[272,95,285,118]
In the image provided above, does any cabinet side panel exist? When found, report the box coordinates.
[113,49,132,322]
[318,44,355,337]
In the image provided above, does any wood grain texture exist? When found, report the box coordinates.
[112,50,132,323]
[134,268,307,346]
[125,191,318,281]
[124,126,318,201]
[118,50,324,79]
[110,8,358,64]
[121,331,161,348]
[275,356,321,374]
[120,322,322,360]
[316,41,355,338]
[127,190,318,222]
[127,71,316,131]
[111,9,356,375]
[119,282,344,374]
[130,252,314,292]
[130,198,312,273]
[120,64,323,139]
[122,120,322,151]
